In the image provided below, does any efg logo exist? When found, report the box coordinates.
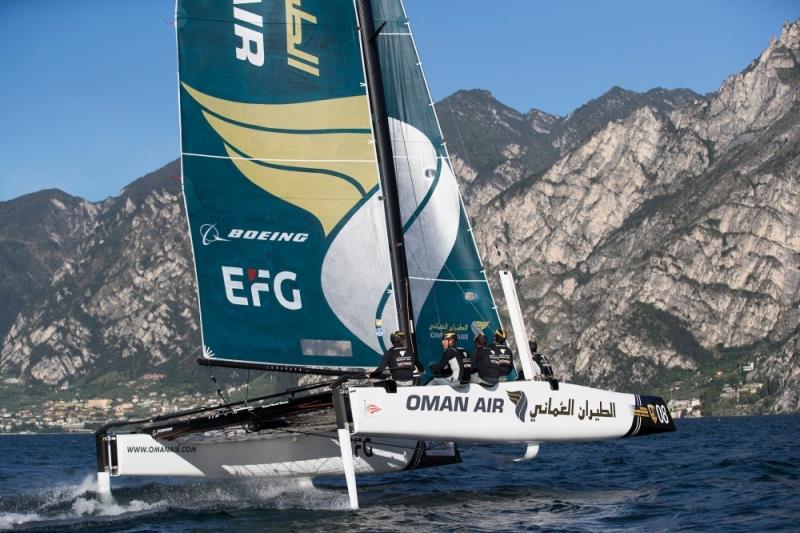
[222,266,303,310]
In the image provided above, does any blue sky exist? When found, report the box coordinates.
[0,0,797,202]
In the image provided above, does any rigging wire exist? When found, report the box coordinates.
[177,345,202,365]
[383,18,450,329]
[410,8,506,331]
[395,12,491,328]
[414,9,477,184]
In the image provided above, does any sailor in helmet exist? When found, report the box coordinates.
[371,331,418,386]
[429,331,471,385]
[489,329,515,381]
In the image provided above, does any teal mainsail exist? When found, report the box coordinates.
[177,0,503,373]
[177,0,398,370]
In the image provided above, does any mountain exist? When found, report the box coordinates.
[1,20,799,415]
[0,189,98,351]
[437,86,705,213]
[464,20,800,413]
[0,161,204,392]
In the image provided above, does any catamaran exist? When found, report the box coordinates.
[95,0,675,509]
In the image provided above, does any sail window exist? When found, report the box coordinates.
[301,339,353,357]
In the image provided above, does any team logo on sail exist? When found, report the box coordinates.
[182,84,378,236]
[286,0,319,76]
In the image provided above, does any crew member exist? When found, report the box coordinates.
[472,333,501,385]
[490,329,515,381]
[528,338,559,390]
[429,331,470,384]
[529,339,555,377]
[371,331,417,386]
[457,341,473,384]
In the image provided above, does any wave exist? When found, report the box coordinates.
[0,474,349,530]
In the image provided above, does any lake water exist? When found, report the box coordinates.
[0,415,798,531]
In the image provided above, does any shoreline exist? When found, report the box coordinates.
[2,412,800,436]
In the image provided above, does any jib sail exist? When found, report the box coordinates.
[369,0,504,368]
[177,0,398,370]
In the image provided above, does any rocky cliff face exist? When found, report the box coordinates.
[0,162,203,390]
[449,20,800,412]
[1,21,798,413]
[438,85,705,215]
[0,189,100,349]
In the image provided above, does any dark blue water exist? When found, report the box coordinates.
[0,416,798,531]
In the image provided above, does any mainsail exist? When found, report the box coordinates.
[177,0,502,373]
[177,0,398,370]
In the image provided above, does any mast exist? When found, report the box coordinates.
[355,0,417,356]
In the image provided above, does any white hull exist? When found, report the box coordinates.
[350,381,673,442]
[106,431,442,479]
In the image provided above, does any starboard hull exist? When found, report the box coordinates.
[349,381,675,442]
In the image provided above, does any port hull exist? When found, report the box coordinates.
[105,432,452,478]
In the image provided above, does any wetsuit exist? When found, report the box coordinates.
[457,347,473,383]
[431,347,470,383]
[532,351,555,377]
[372,347,416,383]
[473,345,500,385]
[489,342,515,380]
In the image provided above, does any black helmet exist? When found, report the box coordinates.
[390,330,405,347]
[494,328,507,343]
[474,333,487,347]
[441,331,457,342]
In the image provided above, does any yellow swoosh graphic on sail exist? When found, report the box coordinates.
[182,83,379,235]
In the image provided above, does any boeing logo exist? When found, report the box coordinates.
[228,229,309,243]
[200,224,309,245]
[200,224,230,246]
